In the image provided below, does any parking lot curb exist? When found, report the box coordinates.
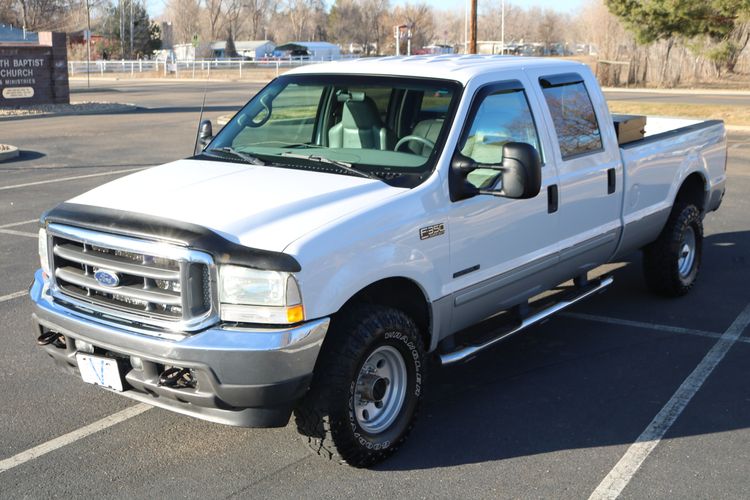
[0,104,140,122]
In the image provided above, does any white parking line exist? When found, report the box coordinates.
[0,167,144,191]
[588,303,750,500]
[0,290,27,303]
[0,404,151,474]
[0,219,37,229]
[561,312,750,345]
[0,228,37,238]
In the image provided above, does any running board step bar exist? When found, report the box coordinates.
[439,276,614,366]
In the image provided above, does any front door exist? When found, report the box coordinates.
[446,79,561,333]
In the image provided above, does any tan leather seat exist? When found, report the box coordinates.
[407,119,444,157]
[328,96,394,150]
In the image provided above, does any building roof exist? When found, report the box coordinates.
[210,40,273,51]
[287,54,587,85]
[0,24,38,43]
[282,41,340,50]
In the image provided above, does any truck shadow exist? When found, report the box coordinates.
[378,230,750,471]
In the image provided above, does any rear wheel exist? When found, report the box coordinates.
[643,203,703,296]
[294,305,426,467]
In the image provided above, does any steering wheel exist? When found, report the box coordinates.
[249,95,272,127]
[394,135,436,153]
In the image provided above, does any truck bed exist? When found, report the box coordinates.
[613,117,726,259]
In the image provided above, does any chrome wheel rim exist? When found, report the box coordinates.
[678,226,696,278]
[354,345,407,434]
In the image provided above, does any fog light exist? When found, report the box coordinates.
[130,356,144,370]
[75,339,94,353]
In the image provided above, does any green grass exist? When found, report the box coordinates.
[608,101,750,126]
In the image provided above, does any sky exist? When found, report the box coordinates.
[146,0,586,20]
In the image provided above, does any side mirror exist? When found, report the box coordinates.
[198,119,213,149]
[494,142,542,199]
[449,142,542,201]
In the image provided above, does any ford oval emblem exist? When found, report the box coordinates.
[94,269,120,287]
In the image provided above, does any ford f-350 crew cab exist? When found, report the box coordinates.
[31,56,726,467]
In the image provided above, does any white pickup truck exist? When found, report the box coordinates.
[31,56,726,467]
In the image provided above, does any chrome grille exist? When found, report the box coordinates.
[47,223,217,333]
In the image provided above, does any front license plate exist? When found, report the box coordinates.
[76,353,124,392]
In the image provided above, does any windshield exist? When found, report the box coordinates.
[204,74,462,187]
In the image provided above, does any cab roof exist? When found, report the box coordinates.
[285,55,590,85]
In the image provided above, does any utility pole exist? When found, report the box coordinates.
[86,0,91,88]
[463,0,468,54]
[119,0,124,58]
[469,0,477,54]
[501,0,505,55]
[130,0,134,59]
[406,24,412,56]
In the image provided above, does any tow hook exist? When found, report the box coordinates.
[158,367,196,389]
[37,330,65,348]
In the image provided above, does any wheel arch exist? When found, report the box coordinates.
[337,277,434,350]
[674,171,708,213]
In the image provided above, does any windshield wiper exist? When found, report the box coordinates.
[280,152,381,181]
[208,146,266,166]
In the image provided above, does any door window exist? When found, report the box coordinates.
[459,85,542,189]
[540,78,602,159]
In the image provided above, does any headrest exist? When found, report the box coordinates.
[341,97,382,128]
[337,91,366,102]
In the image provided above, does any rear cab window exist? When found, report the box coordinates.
[539,73,602,160]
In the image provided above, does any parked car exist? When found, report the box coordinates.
[31,56,726,467]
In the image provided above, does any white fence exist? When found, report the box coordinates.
[68,57,356,79]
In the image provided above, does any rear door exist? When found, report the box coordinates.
[526,70,623,270]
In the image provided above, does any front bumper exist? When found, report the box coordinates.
[30,270,329,427]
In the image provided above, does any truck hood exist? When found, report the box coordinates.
[69,159,403,252]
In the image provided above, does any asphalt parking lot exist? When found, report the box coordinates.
[0,80,748,498]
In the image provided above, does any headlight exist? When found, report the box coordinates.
[38,227,50,277]
[219,265,304,324]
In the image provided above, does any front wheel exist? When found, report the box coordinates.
[643,203,703,296]
[294,305,426,467]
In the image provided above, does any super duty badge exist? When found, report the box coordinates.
[419,223,445,240]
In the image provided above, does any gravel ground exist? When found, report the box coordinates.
[0,101,137,117]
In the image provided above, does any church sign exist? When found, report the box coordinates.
[0,32,70,107]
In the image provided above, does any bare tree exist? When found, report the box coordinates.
[433,8,462,47]
[277,0,325,41]
[1,0,19,24]
[535,8,560,52]
[328,0,361,48]
[241,0,276,40]
[203,0,224,41]
[388,2,434,53]
[328,0,389,54]
[167,0,200,44]
[15,0,69,30]
[224,0,243,39]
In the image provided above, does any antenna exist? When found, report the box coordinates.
[193,67,210,155]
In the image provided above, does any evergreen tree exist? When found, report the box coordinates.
[605,0,750,73]
[225,32,238,58]
[100,0,162,59]
[605,0,750,43]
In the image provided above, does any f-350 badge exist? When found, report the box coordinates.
[419,223,445,240]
